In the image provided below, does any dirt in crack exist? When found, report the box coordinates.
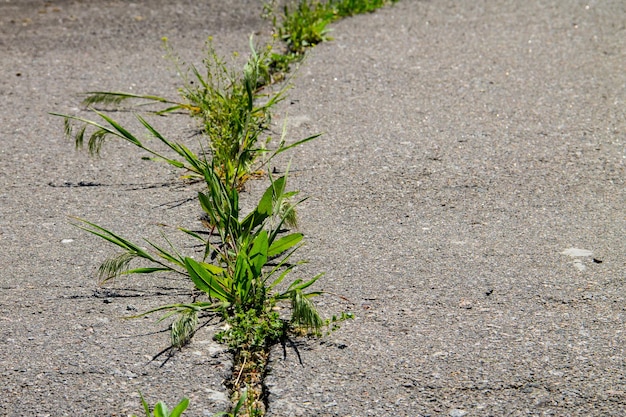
[228,348,271,416]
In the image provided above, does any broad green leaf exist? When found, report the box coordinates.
[270,175,287,201]
[258,176,283,216]
[249,230,269,276]
[240,176,286,233]
[233,253,253,303]
[268,233,302,257]
[184,257,231,302]
[153,402,168,417]
[169,398,190,417]
[198,261,225,275]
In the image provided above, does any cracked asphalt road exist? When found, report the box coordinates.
[1,1,625,416]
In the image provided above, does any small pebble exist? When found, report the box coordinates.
[458,299,473,309]
[561,248,593,257]
[450,409,467,417]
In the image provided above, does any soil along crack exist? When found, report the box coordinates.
[230,349,270,415]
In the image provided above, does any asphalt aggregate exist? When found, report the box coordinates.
[1,1,624,416]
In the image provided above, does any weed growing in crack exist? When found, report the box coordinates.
[72,168,323,337]
[54,64,329,416]
[55,36,293,189]
[275,0,335,55]
[263,0,399,63]
[329,0,400,16]
[174,37,285,187]
[71,165,351,415]
[52,1,406,413]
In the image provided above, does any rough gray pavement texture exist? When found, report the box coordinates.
[1,1,266,416]
[1,1,625,417]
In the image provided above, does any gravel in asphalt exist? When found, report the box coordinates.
[1,1,624,416]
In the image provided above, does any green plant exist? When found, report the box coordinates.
[53,103,316,191]
[213,390,247,417]
[53,6,410,411]
[329,0,399,16]
[72,166,349,416]
[184,170,327,334]
[133,393,189,417]
[177,37,286,186]
[265,0,399,57]
[272,0,335,55]
[73,170,336,416]
[55,36,295,188]
[75,169,323,340]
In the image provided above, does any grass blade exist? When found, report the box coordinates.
[273,133,321,158]
[184,257,232,302]
[81,91,179,107]
[72,217,158,263]
[267,232,302,258]
[153,402,168,417]
[169,398,190,417]
[138,391,151,417]
[93,109,143,148]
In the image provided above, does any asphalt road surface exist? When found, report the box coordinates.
[1,1,624,416]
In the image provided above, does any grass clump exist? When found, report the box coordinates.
[273,0,335,55]
[175,37,283,186]
[263,0,399,69]
[329,0,399,16]
[53,1,406,413]
[52,33,339,417]
[57,36,291,189]
[72,165,350,416]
